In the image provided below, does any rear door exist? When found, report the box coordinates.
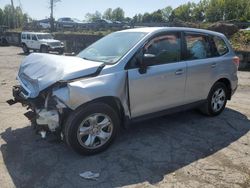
[31,34,40,50]
[25,34,32,48]
[127,32,187,118]
[184,32,218,103]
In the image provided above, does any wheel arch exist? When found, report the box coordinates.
[74,96,126,125]
[215,78,232,100]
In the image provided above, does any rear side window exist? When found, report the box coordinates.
[21,34,26,39]
[185,33,212,60]
[32,35,37,40]
[213,36,229,56]
[27,34,30,40]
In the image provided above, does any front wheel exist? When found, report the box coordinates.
[200,82,228,116]
[64,103,120,155]
[22,44,29,54]
[58,48,64,55]
[40,45,48,53]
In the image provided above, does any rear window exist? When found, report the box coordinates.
[213,36,229,56]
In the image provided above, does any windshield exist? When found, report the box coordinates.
[78,32,147,64]
[37,34,53,40]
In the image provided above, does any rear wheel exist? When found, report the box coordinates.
[22,44,29,54]
[64,103,120,155]
[200,82,228,116]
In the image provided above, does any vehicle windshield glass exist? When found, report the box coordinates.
[78,32,147,64]
[37,34,53,40]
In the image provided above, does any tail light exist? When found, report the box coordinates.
[233,56,240,69]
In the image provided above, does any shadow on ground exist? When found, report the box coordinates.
[1,108,250,188]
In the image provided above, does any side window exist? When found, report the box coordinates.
[21,34,26,40]
[185,33,212,60]
[213,36,229,56]
[32,35,37,41]
[27,34,30,40]
[144,33,181,65]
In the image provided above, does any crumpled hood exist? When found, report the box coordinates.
[18,53,103,98]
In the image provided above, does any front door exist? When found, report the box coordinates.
[127,32,187,118]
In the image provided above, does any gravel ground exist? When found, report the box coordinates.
[0,46,250,188]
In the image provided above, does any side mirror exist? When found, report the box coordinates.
[137,53,156,74]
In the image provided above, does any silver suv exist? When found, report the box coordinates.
[10,27,239,155]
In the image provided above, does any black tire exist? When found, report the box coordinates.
[40,45,48,53]
[200,82,228,116]
[58,48,64,55]
[64,102,120,155]
[22,44,29,54]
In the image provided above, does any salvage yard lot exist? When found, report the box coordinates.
[0,46,250,188]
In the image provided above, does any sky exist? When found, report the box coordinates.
[0,0,200,20]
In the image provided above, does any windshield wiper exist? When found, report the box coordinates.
[81,57,108,64]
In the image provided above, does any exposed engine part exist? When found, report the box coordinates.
[36,109,59,131]
[40,130,47,139]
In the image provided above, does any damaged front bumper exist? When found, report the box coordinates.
[7,85,68,135]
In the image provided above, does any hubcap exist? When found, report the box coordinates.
[77,113,113,149]
[211,88,226,112]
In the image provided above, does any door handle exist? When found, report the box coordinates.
[175,69,184,75]
[211,63,217,68]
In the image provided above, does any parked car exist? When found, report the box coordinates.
[21,32,64,54]
[37,19,51,29]
[10,27,239,155]
[57,17,84,29]
[92,19,114,29]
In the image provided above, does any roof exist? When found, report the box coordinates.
[21,32,51,35]
[119,27,225,37]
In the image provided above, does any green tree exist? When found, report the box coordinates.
[151,9,164,22]
[170,2,194,22]
[85,11,102,22]
[162,6,173,21]
[192,0,207,22]
[3,5,14,28]
[103,8,112,20]
[142,12,152,22]
[0,8,3,25]
[111,7,125,21]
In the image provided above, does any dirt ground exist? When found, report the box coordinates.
[0,46,250,188]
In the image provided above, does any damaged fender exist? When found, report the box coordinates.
[53,71,131,118]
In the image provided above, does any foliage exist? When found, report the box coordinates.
[170,0,250,22]
[85,11,102,22]
[87,7,125,22]
[230,30,250,51]
[0,5,29,29]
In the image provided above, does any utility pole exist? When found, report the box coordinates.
[10,0,16,28]
[49,0,61,32]
[50,0,54,32]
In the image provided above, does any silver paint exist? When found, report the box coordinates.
[16,27,238,125]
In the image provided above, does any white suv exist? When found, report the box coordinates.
[21,32,64,54]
